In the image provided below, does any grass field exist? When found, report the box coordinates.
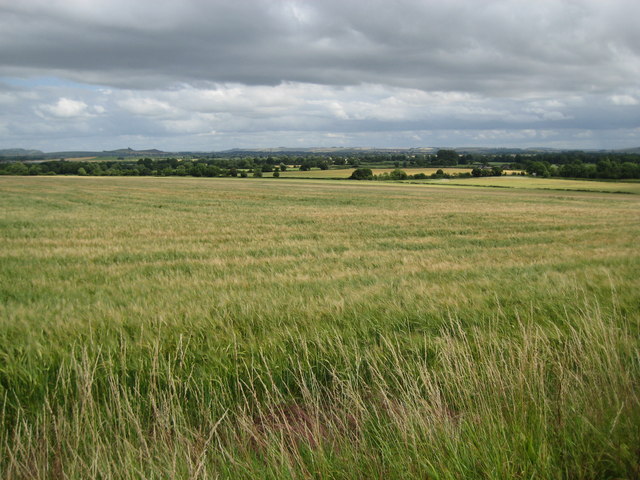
[417,175,640,194]
[61,156,98,162]
[1,176,639,479]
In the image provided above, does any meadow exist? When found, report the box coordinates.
[1,176,638,479]
[417,175,640,194]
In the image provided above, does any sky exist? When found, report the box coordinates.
[1,0,639,152]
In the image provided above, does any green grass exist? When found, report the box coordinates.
[416,175,640,194]
[1,176,639,479]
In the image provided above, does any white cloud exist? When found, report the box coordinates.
[610,95,638,106]
[37,97,88,118]
[116,97,172,116]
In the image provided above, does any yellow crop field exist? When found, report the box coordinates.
[280,167,473,178]
[63,156,98,161]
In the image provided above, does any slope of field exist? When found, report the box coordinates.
[418,175,640,194]
[1,177,638,479]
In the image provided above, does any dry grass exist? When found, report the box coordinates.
[61,156,98,161]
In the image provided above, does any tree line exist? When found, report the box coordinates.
[350,166,505,181]
[1,150,640,180]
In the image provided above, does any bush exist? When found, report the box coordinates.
[350,168,374,180]
[6,162,29,175]
[389,169,408,180]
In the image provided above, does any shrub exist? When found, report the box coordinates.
[350,168,374,180]
[389,169,408,180]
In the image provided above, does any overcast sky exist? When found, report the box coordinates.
[1,0,639,151]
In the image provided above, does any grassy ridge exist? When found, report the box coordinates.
[1,177,639,478]
[417,175,640,194]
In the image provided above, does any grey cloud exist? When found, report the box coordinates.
[1,0,639,150]
[1,0,639,94]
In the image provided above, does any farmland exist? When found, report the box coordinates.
[1,176,639,479]
[416,175,640,194]
[279,167,475,178]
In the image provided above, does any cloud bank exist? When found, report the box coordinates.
[1,0,639,150]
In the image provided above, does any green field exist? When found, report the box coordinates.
[1,176,639,479]
[418,175,640,194]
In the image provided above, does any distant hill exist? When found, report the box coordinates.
[0,148,45,156]
[104,148,167,156]
[616,147,640,154]
[453,147,563,154]
[220,147,438,156]
[3,145,639,162]
[1,147,173,161]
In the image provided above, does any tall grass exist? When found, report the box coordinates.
[1,177,638,478]
[2,302,637,478]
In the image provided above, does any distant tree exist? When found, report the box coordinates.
[526,161,550,177]
[458,154,472,165]
[490,166,503,176]
[273,170,280,178]
[436,149,459,166]
[6,163,29,175]
[350,168,374,180]
[28,165,43,175]
[138,158,153,169]
[389,169,408,180]
[472,166,503,177]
